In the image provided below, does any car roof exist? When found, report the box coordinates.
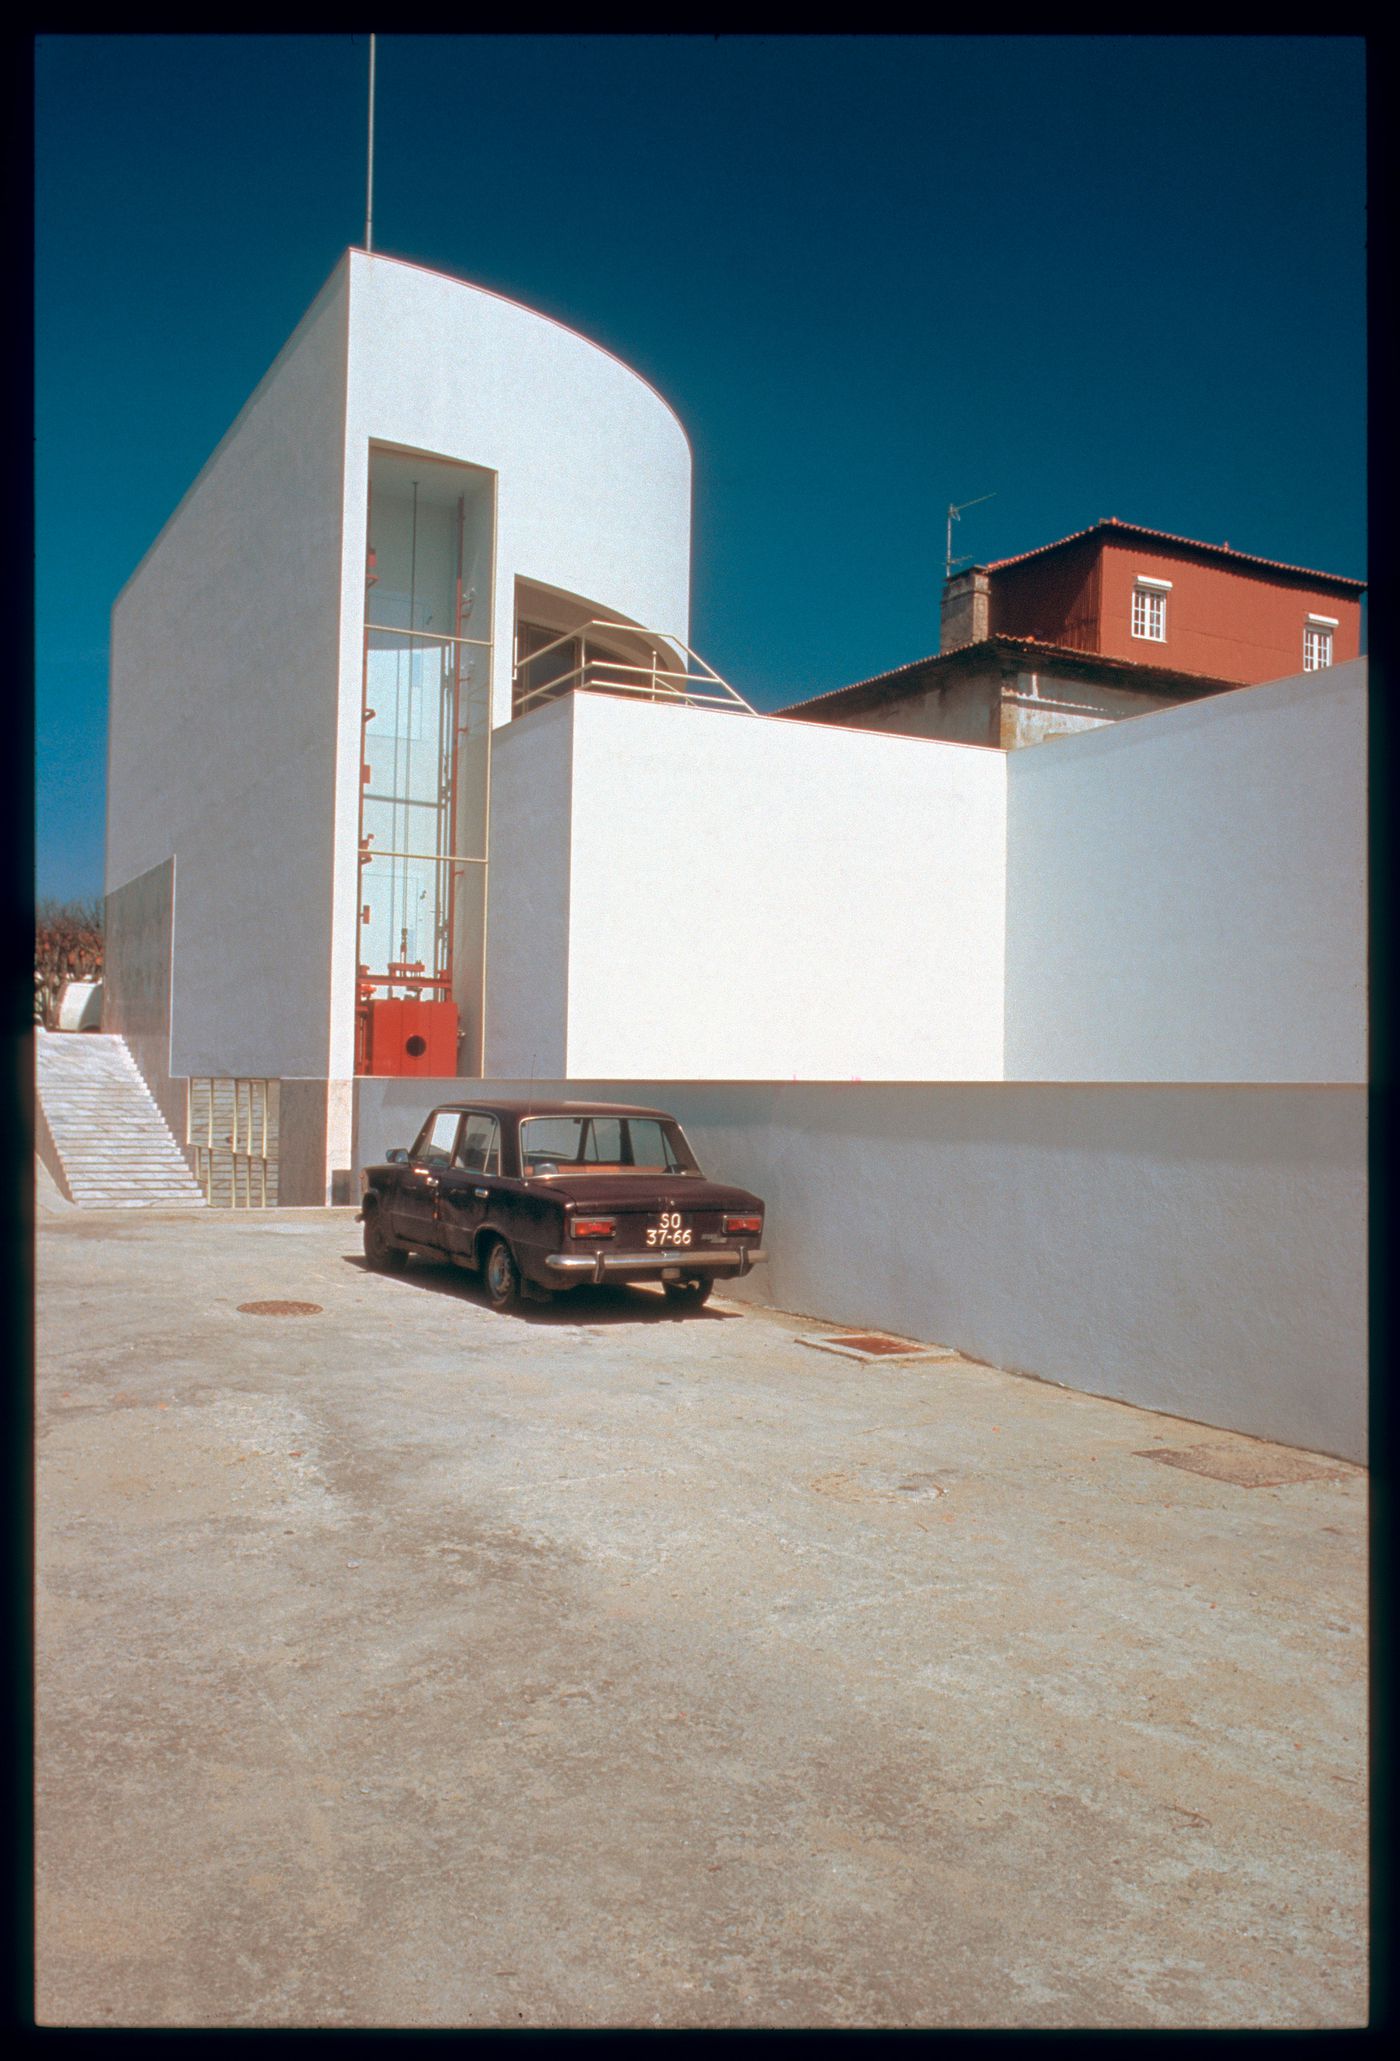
[424,1098,678,1122]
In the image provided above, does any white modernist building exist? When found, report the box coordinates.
[107,249,701,1176]
[102,250,1366,1460]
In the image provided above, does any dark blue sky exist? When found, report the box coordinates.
[36,33,1366,901]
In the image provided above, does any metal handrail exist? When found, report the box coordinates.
[365,621,491,649]
[513,620,755,716]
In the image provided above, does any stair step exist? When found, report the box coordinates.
[73,1189,205,1197]
[67,1148,199,1159]
[38,1032,209,1210]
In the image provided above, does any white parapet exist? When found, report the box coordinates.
[485,691,1009,1082]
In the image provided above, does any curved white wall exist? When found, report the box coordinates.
[329,251,694,1081]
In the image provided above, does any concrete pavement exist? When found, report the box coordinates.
[35,1199,1368,2028]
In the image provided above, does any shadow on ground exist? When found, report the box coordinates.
[340,1251,742,1326]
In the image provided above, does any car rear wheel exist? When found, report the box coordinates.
[363,1207,408,1272]
[484,1236,524,1312]
[663,1277,713,1310]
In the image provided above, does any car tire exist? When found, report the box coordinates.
[663,1277,713,1310]
[484,1236,524,1312]
[363,1207,408,1272]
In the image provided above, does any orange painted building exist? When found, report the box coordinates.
[982,519,1363,685]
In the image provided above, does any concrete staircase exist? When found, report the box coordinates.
[36,1031,206,1209]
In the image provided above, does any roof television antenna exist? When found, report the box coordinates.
[364,33,377,253]
[945,492,996,582]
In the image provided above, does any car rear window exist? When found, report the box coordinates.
[519,1114,697,1175]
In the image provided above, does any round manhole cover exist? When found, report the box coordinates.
[237,1300,324,1318]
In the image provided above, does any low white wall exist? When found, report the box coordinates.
[486,693,1008,1081]
[1005,662,1367,1082]
[354,1076,1366,1464]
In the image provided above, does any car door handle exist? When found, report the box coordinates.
[474,1187,489,1199]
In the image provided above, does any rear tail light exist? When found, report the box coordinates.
[570,1217,615,1239]
[723,1213,762,1236]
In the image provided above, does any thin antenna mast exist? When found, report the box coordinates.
[945,492,996,582]
[365,33,377,253]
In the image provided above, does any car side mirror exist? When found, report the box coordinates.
[385,1147,409,1164]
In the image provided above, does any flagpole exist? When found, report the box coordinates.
[365,33,376,254]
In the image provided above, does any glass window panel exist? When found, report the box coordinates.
[621,1119,690,1171]
[414,1110,461,1166]
[1133,587,1166,641]
[1304,627,1331,670]
[582,1117,623,1161]
[456,1113,500,1174]
[360,450,494,1031]
[519,1116,587,1167]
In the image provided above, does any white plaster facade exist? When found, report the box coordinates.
[477,657,1366,1089]
[484,692,1008,1081]
[107,265,352,1086]
[1003,659,1367,1083]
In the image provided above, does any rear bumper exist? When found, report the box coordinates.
[545,1247,767,1285]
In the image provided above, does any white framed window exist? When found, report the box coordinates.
[1131,576,1170,642]
[1304,614,1337,671]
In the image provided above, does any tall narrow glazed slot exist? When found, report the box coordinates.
[357,446,494,1076]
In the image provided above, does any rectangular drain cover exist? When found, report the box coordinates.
[1137,1444,1356,1489]
[799,1331,957,1365]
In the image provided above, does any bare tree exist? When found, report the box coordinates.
[35,897,104,1029]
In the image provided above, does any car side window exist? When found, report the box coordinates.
[413,1109,461,1168]
[456,1113,500,1175]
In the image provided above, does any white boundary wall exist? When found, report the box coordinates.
[1005,662,1367,1083]
[484,693,1008,1081]
[354,1076,1367,1464]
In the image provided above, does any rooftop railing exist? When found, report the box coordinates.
[512,621,756,718]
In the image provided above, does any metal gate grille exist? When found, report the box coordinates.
[188,1078,280,1207]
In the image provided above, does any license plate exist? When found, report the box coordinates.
[645,1212,693,1248]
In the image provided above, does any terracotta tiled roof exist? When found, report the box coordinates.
[778,634,1240,720]
[981,518,1365,591]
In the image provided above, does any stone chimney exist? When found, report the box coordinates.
[940,566,991,652]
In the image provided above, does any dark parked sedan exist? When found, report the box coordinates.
[357,1099,766,1313]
